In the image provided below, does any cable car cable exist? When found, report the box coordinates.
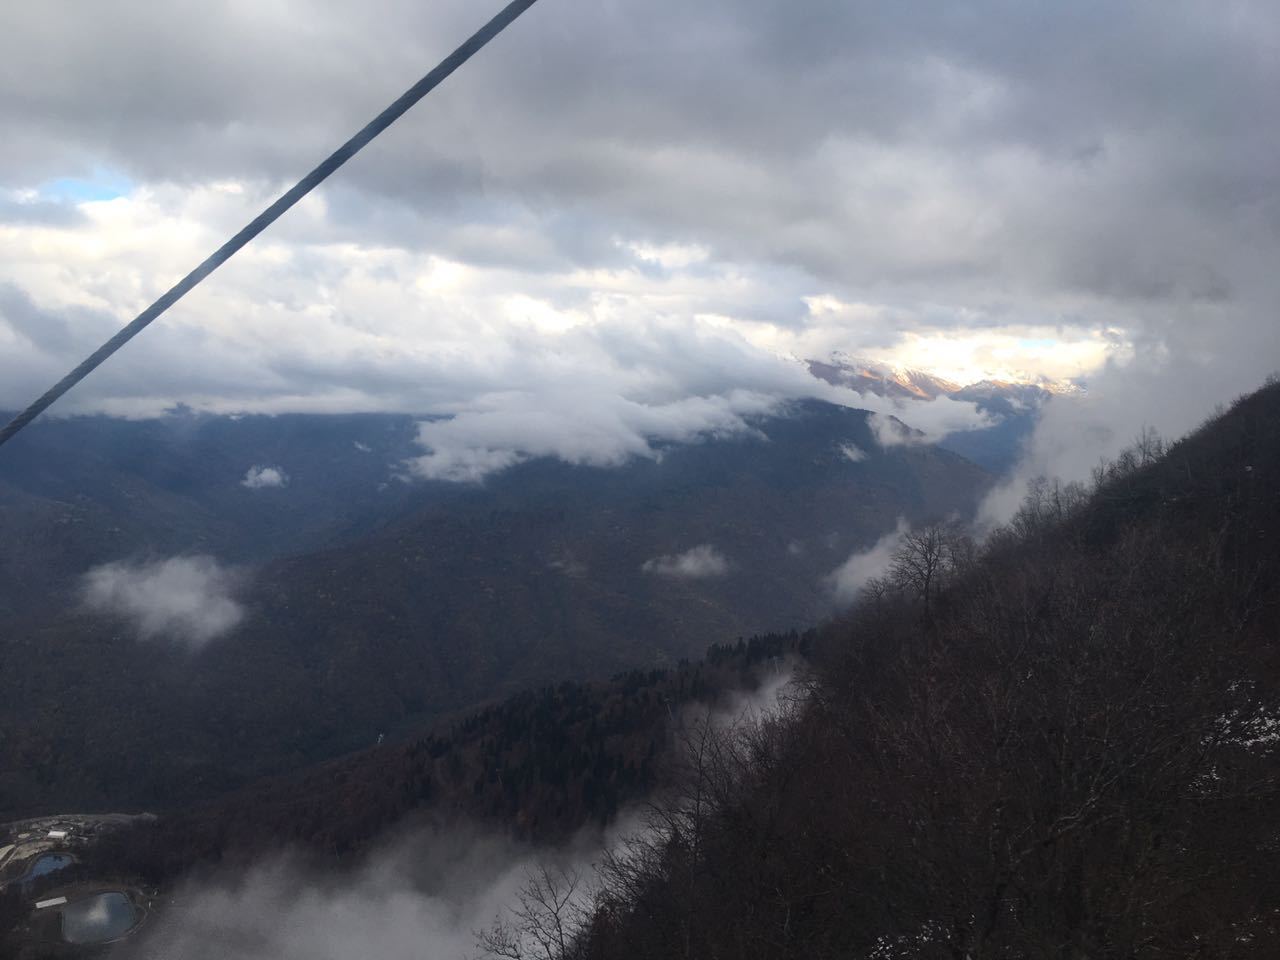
[0,0,542,450]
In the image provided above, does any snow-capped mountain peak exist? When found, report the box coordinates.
[808,353,1081,404]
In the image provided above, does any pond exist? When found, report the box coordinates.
[61,892,139,945]
[24,853,74,883]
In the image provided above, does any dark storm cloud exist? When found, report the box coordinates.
[0,0,1275,483]
[0,282,86,354]
[2,1,1274,297]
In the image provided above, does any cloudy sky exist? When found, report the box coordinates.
[1,1,1277,488]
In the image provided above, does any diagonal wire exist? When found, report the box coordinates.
[0,0,541,450]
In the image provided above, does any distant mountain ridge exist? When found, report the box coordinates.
[35,382,1280,960]
[0,410,430,629]
[805,353,1064,473]
[0,400,991,815]
[807,355,963,401]
[806,352,1079,403]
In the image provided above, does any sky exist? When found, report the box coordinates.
[1,0,1277,495]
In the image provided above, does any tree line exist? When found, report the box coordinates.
[489,382,1280,959]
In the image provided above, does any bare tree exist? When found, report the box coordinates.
[1133,424,1165,466]
[478,864,592,960]
[887,521,972,616]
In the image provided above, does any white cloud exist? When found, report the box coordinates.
[826,519,909,605]
[838,442,867,463]
[0,0,1270,498]
[866,395,995,448]
[81,555,244,648]
[128,667,795,958]
[131,827,592,960]
[642,544,730,580]
[979,329,1280,530]
[242,465,288,489]
[127,666,797,959]
[867,413,918,448]
[410,388,779,483]
[394,318,994,484]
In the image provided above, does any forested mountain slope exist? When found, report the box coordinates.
[0,401,988,815]
[568,381,1280,958]
[67,635,802,885]
[7,379,1276,957]
[0,636,801,955]
[0,411,429,629]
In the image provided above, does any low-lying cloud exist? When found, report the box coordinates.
[979,346,1280,530]
[866,395,995,448]
[123,670,796,960]
[642,544,730,580]
[81,555,244,648]
[410,390,779,483]
[242,465,289,489]
[838,442,868,463]
[122,826,598,960]
[407,378,993,483]
[826,519,909,605]
[397,322,993,485]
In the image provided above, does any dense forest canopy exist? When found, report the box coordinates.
[0,402,988,817]
[499,380,1280,959]
[3,382,1278,958]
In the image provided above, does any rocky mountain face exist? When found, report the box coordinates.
[805,353,1070,472]
[807,352,1077,404]
[807,355,964,400]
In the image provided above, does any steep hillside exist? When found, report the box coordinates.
[568,381,1280,958]
[0,401,989,815]
[0,636,801,957]
[0,411,429,628]
[68,634,803,885]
